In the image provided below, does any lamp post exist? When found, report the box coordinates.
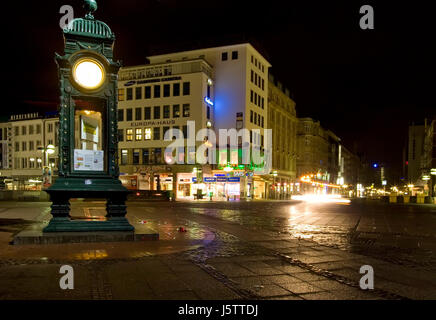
[38,144,55,167]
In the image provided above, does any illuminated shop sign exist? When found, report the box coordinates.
[204,97,214,106]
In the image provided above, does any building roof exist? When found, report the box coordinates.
[147,43,272,67]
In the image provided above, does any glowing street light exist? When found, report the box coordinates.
[72,58,105,90]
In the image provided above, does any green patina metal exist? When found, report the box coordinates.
[44,0,133,232]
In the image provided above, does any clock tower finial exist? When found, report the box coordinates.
[84,0,98,19]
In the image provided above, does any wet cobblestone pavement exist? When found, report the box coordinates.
[0,199,435,299]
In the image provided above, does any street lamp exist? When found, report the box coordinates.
[37,144,55,166]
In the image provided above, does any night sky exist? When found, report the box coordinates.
[1,0,434,181]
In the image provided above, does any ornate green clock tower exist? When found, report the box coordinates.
[43,0,133,232]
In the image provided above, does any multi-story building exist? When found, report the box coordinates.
[338,144,362,196]
[0,112,59,190]
[422,118,436,197]
[0,122,11,171]
[117,43,271,200]
[267,74,297,199]
[296,118,341,194]
[407,122,426,185]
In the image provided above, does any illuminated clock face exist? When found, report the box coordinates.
[72,58,105,90]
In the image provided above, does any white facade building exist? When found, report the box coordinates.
[0,112,59,190]
[117,43,271,200]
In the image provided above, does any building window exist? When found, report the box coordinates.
[163,105,170,119]
[153,106,160,119]
[154,85,161,98]
[21,126,26,135]
[135,128,142,141]
[126,109,133,121]
[251,70,254,83]
[183,104,190,117]
[126,129,133,141]
[144,107,151,120]
[29,141,34,150]
[118,109,124,122]
[173,104,180,118]
[22,141,27,151]
[261,116,264,128]
[135,107,142,121]
[154,148,162,164]
[163,126,170,139]
[232,51,238,60]
[121,149,128,165]
[14,127,19,136]
[145,128,152,140]
[183,82,190,95]
[29,125,34,135]
[118,88,125,101]
[250,90,253,103]
[261,97,264,109]
[126,88,133,100]
[163,84,170,97]
[133,149,140,165]
[222,52,228,61]
[250,110,253,123]
[145,86,151,99]
[142,149,149,164]
[15,142,19,151]
[153,127,160,140]
[173,83,180,96]
[135,87,142,100]
[47,123,53,133]
[118,129,124,142]
[36,124,41,134]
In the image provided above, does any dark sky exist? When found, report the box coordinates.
[1,0,434,180]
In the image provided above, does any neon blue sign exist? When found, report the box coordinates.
[204,97,214,106]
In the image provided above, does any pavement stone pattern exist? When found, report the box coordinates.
[0,200,435,300]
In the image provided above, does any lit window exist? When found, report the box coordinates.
[118,88,125,101]
[145,128,152,140]
[135,128,142,141]
[126,129,133,141]
[121,149,128,165]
